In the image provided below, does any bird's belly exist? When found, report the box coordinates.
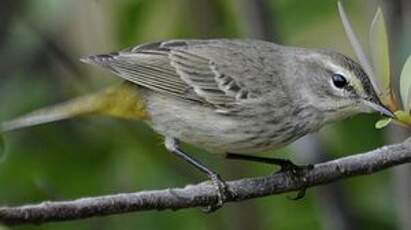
[144,95,252,153]
[143,92,308,154]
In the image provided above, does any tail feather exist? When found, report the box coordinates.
[0,82,147,133]
[0,95,102,133]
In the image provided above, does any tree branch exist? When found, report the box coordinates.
[1,139,411,226]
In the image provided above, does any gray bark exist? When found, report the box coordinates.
[1,139,411,226]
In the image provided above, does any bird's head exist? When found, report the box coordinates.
[294,49,394,124]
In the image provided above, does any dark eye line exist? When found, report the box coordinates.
[344,84,356,94]
[337,78,358,97]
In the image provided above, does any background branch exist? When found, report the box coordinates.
[1,139,411,226]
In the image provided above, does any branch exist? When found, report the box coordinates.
[1,139,411,226]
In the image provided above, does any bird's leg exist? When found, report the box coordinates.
[226,153,313,200]
[165,137,232,212]
[225,153,313,172]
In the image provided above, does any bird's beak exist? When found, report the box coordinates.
[363,100,395,118]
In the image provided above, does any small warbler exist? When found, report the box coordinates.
[0,39,394,207]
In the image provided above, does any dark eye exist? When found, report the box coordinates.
[332,74,348,89]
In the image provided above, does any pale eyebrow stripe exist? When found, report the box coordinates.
[324,59,366,96]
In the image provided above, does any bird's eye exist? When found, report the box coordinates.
[331,74,348,89]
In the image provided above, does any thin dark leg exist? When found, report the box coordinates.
[165,137,231,211]
[226,153,300,170]
[226,153,312,200]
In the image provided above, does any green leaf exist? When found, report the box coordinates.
[395,110,411,125]
[400,55,411,112]
[375,118,392,129]
[369,7,391,98]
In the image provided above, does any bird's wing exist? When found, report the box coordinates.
[82,40,264,109]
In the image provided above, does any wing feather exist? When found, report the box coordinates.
[82,41,252,108]
[169,49,237,105]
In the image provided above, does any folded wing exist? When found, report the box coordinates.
[81,40,252,109]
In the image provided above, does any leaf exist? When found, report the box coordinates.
[395,110,411,123]
[400,55,411,111]
[375,118,392,129]
[337,1,381,96]
[369,7,391,100]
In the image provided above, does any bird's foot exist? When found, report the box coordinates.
[273,160,313,200]
[202,173,236,213]
[225,153,313,200]
[276,159,314,175]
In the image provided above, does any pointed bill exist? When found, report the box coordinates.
[363,100,395,118]
[400,55,411,111]
[369,7,391,101]
[337,1,382,96]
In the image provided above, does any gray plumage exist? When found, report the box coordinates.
[81,39,389,154]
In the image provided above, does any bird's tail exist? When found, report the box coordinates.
[0,82,147,133]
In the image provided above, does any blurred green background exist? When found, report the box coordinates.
[0,0,410,229]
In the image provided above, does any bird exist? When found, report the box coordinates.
[0,39,394,208]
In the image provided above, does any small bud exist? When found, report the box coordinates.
[375,118,392,129]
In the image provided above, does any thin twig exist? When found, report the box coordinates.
[1,139,411,226]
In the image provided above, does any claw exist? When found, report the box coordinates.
[276,160,313,174]
[225,153,312,201]
[278,162,313,200]
[201,173,235,213]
